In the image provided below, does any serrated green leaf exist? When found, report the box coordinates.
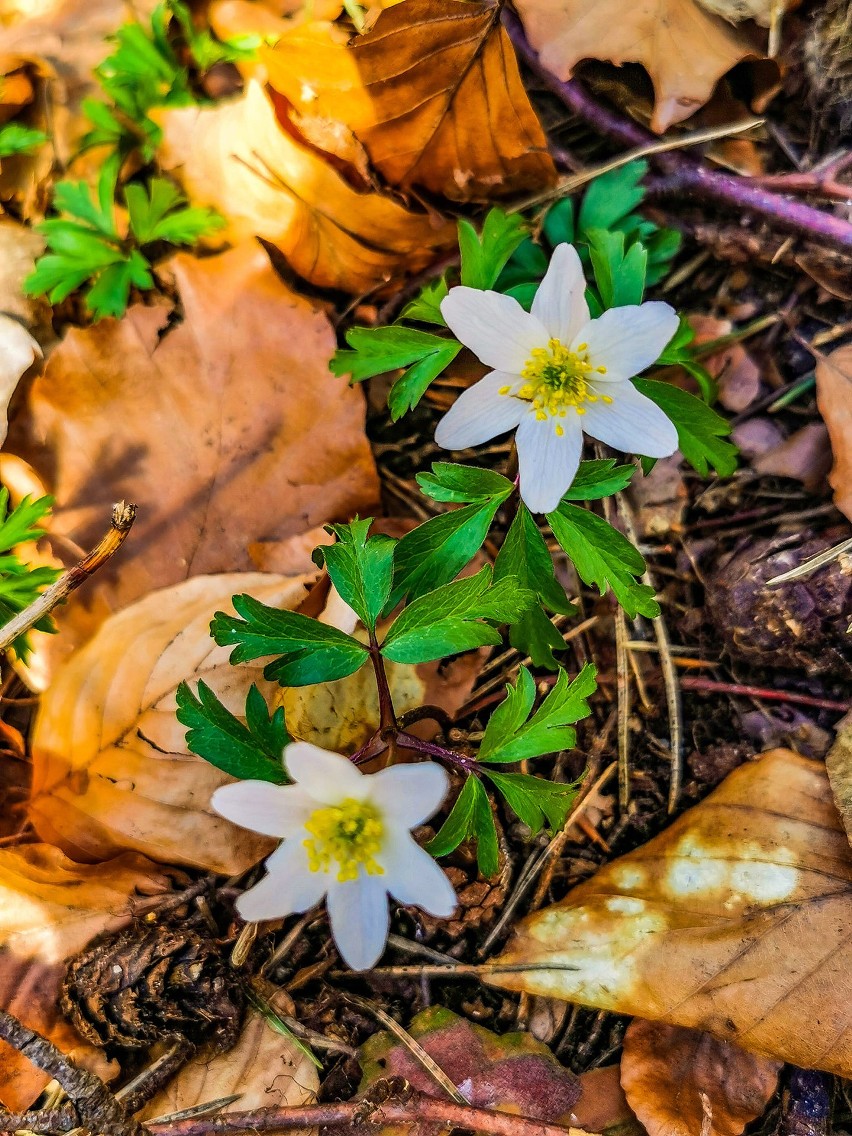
[0,123,48,158]
[176,680,288,783]
[416,463,514,505]
[387,341,462,420]
[401,276,449,326]
[542,198,575,248]
[426,774,479,858]
[547,503,659,619]
[655,320,717,403]
[508,606,567,670]
[126,176,224,245]
[494,503,573,617]
[561,459,635,501]
[485,769,580,835]
[586,228,647,308]
[633,378,737,477]
[0,491,60,660]
[318,519,395,634]
[579,160,647,234]
[84,251,153,319]
[332,326,461,417]
[459,208,529,291]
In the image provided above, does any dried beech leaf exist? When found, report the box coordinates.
[262,0,557,203]
[138,1011,318,1121]
[815,343,852,522]
[0,843,171,1110]
[620,1020,780,1136]
[6,243,378,681]
[29,572,317,874]
[156,82,455,293]
[827,711,852,849]
[0,314,39,447]
[491,749,852,1075]
[513,0,769,132]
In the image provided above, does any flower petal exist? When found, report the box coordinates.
[211,780,313,838]
[235,839,327,922]
[284,742,366,804]
[326,872,389,970]
[573,302,679,382]
[441,287,547,371]
[381,828,457,917]
[368,761,449,829]
[515,411,584,514]
[582,380,679,457]
[531,243,589,344]
[435,370,526,451]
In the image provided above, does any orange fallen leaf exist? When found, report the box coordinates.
[156,82,455,293]
[491,749,852,1075]
[815,343,852,522]
[29,572,317,874]
[620,1020,780,1136]
[262,0,557,203]
[6,243,379,682]
[512,0,769,132]
[0,842,171,1110]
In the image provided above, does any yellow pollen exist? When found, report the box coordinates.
[597,366,607,374]
[516,337,599,420]
[498,385,511,395]
[303,798,385,883]
[602,395,613,404]
[555,424,564,436]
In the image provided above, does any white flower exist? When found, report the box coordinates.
[435,244,681,514]
[211,742,456,971]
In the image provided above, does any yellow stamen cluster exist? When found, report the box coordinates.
[303,798,385,882]
[500,338,612,427]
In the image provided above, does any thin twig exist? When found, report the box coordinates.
[765,536,852,586]
[680,676,850,713]
[614,608,631,812]
[0,502,136,652]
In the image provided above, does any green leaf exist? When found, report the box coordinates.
[125,176,224,245]
[655,319,717,403]
[507,606,568,671]
[547,503,659,619]
[561,459,635,501]
[381,568,535,665]
[495,236,549,292]
[416,463,514,505]
[84,251,153,320]
[0,123,48,158]
[542,198,575,248]
[494,503,573,616]
[485,770,580,835]
[387,343,461,420]
[54,175,119,238]
[633,378,738,477]
[426,773,479,858]
[479,664,596,765]
[401,276,449,326]
[586,228,647,308]
[211,594,369,686]
[579,160,647,234]
[426,775,499,877]
[459,207,529,291]
[0,492,61,661]
[176,680,288,783]
[316,519,395,634]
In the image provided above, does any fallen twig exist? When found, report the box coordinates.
[680,676,850,713]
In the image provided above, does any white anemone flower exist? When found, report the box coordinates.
[435,243,681,514]
[211,742,456,971]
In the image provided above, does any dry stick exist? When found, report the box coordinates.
[502,8,852,253]
[679,676,850,713]
[0,501,137,652]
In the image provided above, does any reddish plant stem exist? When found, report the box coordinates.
[680,676,850,713]
[368,634,398,761]
[396,730,479,772]
[502,8,852,253]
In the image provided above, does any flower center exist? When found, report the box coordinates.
[501,338,611,434]
[303,798,385,882]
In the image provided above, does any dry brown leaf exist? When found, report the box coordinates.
[0,315,40,447]
[29,572,319,874]
[138,1011,318,1121]
[620,1020,780,1136]
[156,82,455,293]
[572,1065,638,1135]
[815,343,852,522]
[752,421,833,491]
[0,842,171,1110]
[5,243,379,681]
[491,749,852,1075]
[827,711,852,849]
[261,0,557,203]
[513,0,768,132]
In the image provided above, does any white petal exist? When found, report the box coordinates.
[435,370,526,450]
[326,873,389,970]
[582,381,679,457]
[441,287,547,371]
[368,761,449,829]
[211,780,313,838]
[381,828,458,917]
[531,243,589,344]
[284,742,366,804]
[572,302,679,382]
[515,411,584,515]
[235,839,327,922]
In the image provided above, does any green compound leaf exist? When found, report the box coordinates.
[0,123,48,158]
[561,459,635,501]
[578,160,647,234]
[634,378,738,477]
[426,773,499,877]
[0,491,61,661]
[586,228,647,308]
[416,463,514,506]
[125,177,224,245]
[485,769,581,835]
[656,319,717,403]
[315,519,395,635]
[176,680,288,783]
[402,276,449,326]
[459,207,529,291]
[547,502,660,619]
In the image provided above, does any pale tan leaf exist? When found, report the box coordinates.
[156,82,455,293]
[491,749,852,1075]
[262,0,557,203]
[29,572,318,874]
[815,343,852,522]
[826,711,852,848]
[0,314,39,446]
[5,243,379,681]
[620,1020,780,1136]
[138,1012,318,1121]
[513,0,769,132]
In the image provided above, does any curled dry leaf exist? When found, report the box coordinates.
[262,0,557,203]
[6,243,379,682]
[29,572,317,874]
[620,1020,781,1136]
[0,842,171,1110]
[138,1011,318,1121]
[815,343,852,522]
[513,0,771,132]
[826,711,852,849]
[491,749,852,1076]
[0,314,39,447]
[156,82,455,293]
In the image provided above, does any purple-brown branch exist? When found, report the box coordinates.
[502,8,852,254]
